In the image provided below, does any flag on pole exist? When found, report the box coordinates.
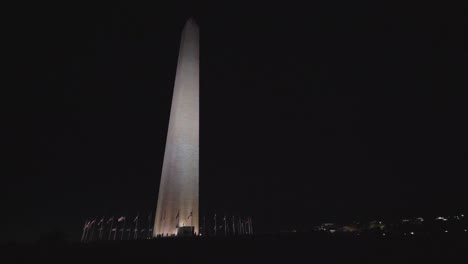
[134,215,139,222]
[107,217,114,223]
[83,219,89,230]
[118,216,126,222]
[98,218,104,225]
[187,211,192,219]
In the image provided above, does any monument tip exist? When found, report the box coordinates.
[186,17,197,26]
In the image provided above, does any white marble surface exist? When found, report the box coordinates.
[154,19,199,236]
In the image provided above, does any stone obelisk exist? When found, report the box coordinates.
[153,18,199,236]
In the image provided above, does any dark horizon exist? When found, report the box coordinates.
[3,1,466,243]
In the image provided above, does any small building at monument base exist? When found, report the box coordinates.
[177,226,195,237]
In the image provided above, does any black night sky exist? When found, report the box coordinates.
[3,1,466,243]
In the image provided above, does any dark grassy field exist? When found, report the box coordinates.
[4,233,467,264]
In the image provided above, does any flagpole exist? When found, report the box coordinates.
[238,216,242,235]
[232,216,235,236]
[246,217,249,235]
[250,217,253,235]
[81,218,88,243]
[244,218,247,235]
[239,217,242,235]
[88,219,93,242]
[83,220,89,242]
[214,214,217,236]
[88,218,96,242]
[241,219,247,235]
[98,218,101,240]
[244,217,246,235]
[84,220,90,241]
[98,217,104,240]
[121,216,126,240]
[108,217,114,240]
[113,217,118,240]
[224,215,227,236]
[134,213,139,240]
[245,218,248,235]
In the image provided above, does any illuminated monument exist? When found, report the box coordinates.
[153,19,199,236]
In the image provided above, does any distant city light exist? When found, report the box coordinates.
[310,215,465,238]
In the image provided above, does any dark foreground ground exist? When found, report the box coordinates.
[3,233,468,264]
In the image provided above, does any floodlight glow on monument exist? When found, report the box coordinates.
[153,19,199,236]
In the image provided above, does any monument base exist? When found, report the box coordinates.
[177,226,195,237]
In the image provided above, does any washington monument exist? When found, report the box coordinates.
[153,19,199,236]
